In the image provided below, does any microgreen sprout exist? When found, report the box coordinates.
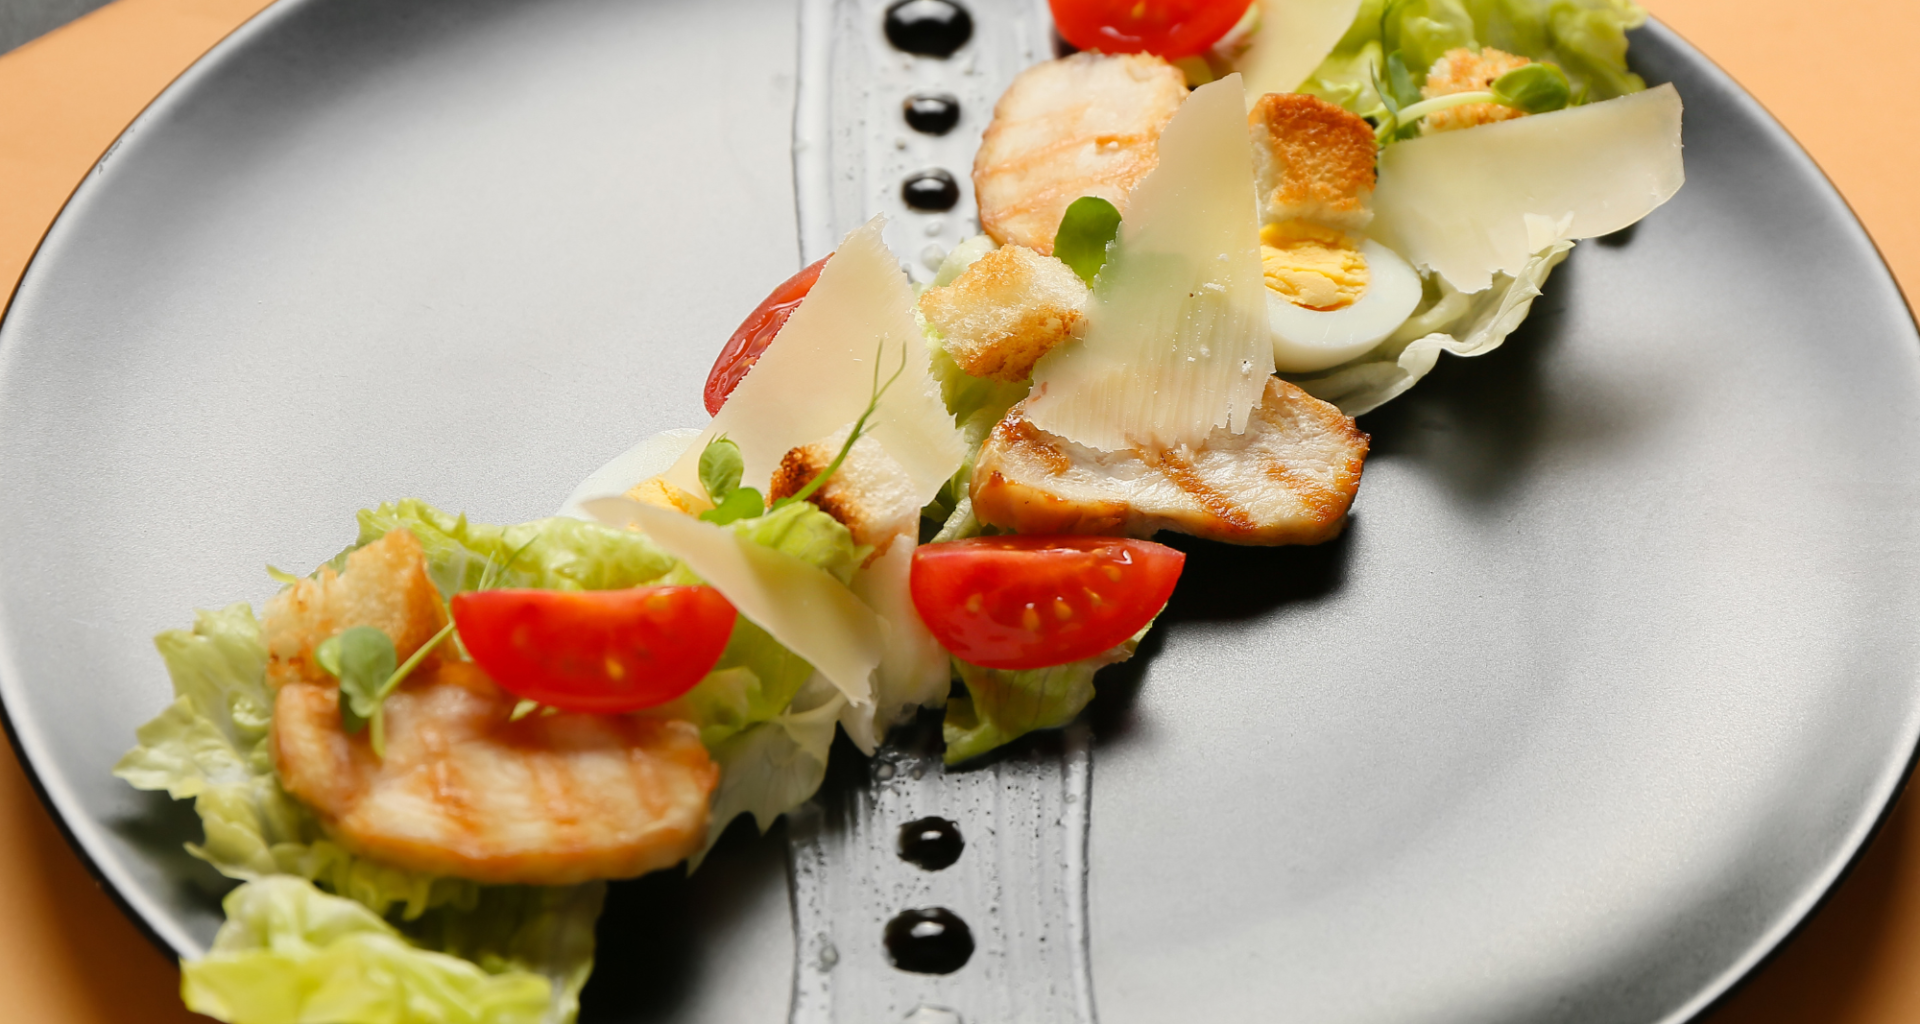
[770,340,908,512]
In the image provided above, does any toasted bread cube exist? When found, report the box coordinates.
[768,427,921,558]
[918,244,1088,382]
[263,528,448,691]
[1247,92,1377,232]
[1421,47,1532,133]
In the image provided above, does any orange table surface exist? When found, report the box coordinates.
[1,1,1916,1021]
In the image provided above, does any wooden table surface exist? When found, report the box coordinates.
[1,0,1915,1020]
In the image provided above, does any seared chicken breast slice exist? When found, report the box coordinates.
[973,52,1187,255]
[265,525,719,886]
[972,377,1368,545]
[274,664,718,886]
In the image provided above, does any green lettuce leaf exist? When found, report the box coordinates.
[1301,0,1646,117]
[357,499,678,596]
[1284,238,1574,415]
[703,677,846,841]
[942,635,1143,765]
[182,875,601,1024]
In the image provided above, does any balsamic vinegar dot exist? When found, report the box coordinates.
[884,0,973,58]
[884,907,975,974]
[902,169,960,212]
[904,93,962,135]
[897,816,964,870]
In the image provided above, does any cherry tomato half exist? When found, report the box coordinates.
[1049,0,1250,59]
[451,586,736,713]
[910,536,1185,670]
[703,254,831,415]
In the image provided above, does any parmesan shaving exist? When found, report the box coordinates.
[1234,0,1364,99]
[662,217,965,505]
[1370,84,1685,293]
[583,497,883,706]
[1024,75,1274,452]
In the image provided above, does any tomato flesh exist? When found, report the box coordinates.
[1049,0,1250,59]
[703,255,831,415]
[451,587,736,713]
[910,536,1184,670]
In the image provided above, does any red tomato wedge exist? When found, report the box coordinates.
[703,254,831,415]
[450,587,736,713]
[1049,0,1250,59]
[910,536,1184,670]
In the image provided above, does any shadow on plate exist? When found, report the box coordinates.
[1361,252,1578,505]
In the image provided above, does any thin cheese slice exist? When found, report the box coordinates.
[584,497,883,705]
[556,427,701,520]
[662,217,965,506]
[1370,84,1685,293]
[1234,0,1363,99]
[1024,75,1274,452]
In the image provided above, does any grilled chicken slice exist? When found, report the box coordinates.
[274,664,717,886]
[266,527,719,886]
[973,52,1187,255]
[972,377,1368,545]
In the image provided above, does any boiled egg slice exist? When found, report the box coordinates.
[1264,227,1423,373]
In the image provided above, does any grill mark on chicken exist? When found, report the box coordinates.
[971,378,1368,546]
[1145,447,1258,533]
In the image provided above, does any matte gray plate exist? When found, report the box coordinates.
[0,1,1915,1021]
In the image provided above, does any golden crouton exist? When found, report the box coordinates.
[974,53,1188,255]
[263,528,448,691]
[1421,47,1532,133]
[625,474,712,516]
[918,244,1088,382]
[768,428,921,558]
[1247,92,1378,231]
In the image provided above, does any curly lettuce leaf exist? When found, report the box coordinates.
[358,499,678,596]
[703,676,846,843]
[1302,0,1645,117]
[1285,238,1572,415]
[183,876,601,1024]
[942,634,1143,765]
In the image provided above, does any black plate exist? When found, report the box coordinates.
[0,1,1916,1021]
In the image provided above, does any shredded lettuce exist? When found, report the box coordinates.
[1302,0,1646,118]
[182,876,601,1024]
[1285,238,1573,415]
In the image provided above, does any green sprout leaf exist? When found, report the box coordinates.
[1491,62,1572,115]
[316,626,396,737]
[698,436,745,505]
[1383,51,1422,111]
[1052,196,1122,286]
[701,486,767,525]
[316,620,455,757]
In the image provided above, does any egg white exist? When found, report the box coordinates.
[1267,237,1423,373]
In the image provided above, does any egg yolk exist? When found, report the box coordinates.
[1260,221,1369,311]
